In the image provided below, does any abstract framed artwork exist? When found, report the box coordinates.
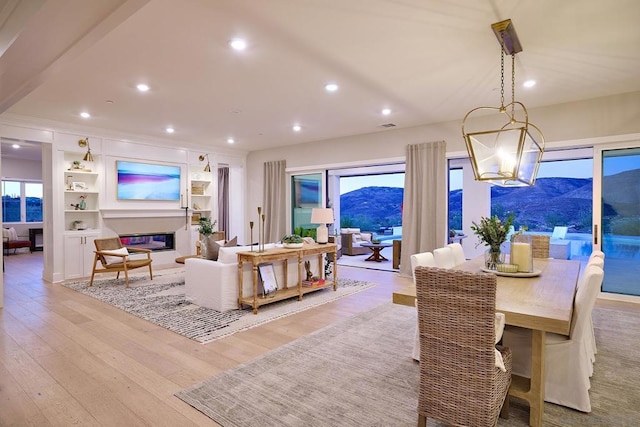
[116,160,181,200]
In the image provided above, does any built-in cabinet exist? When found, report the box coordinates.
[63,231,100,279]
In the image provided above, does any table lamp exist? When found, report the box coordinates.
[310,208,334,244]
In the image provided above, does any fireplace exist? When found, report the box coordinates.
[119,232,175,252]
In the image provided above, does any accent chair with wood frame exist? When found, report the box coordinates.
[90,237,153,288]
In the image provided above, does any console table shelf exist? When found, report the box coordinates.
[237,243,338,314]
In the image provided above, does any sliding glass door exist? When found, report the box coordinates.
[595,145,640,296]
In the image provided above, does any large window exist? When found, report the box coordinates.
[2,180,43,223]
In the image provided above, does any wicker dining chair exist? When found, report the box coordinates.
[531,235,550,258]
[415,267,512,427]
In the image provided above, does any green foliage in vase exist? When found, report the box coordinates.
[470,212,515,252]
[282,234,303,244]
[198,217,216,236]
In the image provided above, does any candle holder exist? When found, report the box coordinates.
[249,221,255,251]
[511,233,533,273]
[257,207,265,252]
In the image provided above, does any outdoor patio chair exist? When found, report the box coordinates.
[89,237,153,288]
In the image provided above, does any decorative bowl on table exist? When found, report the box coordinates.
[282,234,304,249]
[283,242,304,249]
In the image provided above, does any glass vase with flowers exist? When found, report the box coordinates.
[470,213,515,270]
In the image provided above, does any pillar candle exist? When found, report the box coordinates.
[511,242,532,272]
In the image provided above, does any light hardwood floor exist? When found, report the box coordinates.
[1,251,413,426]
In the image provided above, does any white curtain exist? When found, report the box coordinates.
[263,160,286,243]
[217,165,229,239]
[400,140,448,276]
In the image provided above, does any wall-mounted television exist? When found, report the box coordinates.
[116,161,181,200]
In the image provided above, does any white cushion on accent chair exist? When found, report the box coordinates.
[433,246,455,269]
[502,264,604,412]
[447,242,466,266]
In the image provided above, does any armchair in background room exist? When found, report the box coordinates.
[2,227,30,255]
[340,228,372,256]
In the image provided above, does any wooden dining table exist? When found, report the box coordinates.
[392,256,581,427]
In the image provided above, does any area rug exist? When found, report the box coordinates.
[176,303,640,426]
[63,269,376,344]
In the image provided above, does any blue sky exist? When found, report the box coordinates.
[340,155,638,193]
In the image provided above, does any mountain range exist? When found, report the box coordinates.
[340,170,638,235]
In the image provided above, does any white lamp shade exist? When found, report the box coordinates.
[310,208,334,225]
[311,208,334,244]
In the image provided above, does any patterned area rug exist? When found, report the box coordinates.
[63,270,375,344]
[176,303,640,426]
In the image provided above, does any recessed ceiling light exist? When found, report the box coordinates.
[136,83,150,92]
[382,108,392,116]
[523,80,536,88]
[230,38,247,51]
[12,144,19,149]
[292,124,301,132]
[325,83,339,92]
[165,127,175,133]
[227,138,235,144]
[80,112,91,119]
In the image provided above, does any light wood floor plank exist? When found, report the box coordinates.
[2,252,631,426]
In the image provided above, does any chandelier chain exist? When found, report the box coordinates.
[500,35,505,108]
[511,53,516,117]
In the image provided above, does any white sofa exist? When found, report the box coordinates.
[185,244,321,312]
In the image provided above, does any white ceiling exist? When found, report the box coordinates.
[1,0,639,154]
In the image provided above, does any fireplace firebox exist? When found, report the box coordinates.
[119,232,175,252]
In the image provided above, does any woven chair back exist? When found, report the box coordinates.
[531,235,550,258]
[415,267,511,426]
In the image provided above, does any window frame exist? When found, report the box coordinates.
[2,179,43,224]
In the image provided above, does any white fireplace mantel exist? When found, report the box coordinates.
[100,209,190,219]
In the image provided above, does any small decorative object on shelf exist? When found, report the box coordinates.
[470,212,514,270]
[70,194,87,210]
[302,277,326,287]
[282,234,303,249]
[191,183,205,195]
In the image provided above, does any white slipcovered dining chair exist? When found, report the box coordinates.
[433,246,455,269]
[584,254,605,371]
[410,252,436,361]
[502,264,604,412]
[447,242,466,266]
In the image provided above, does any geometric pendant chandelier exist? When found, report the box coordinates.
[462,19,544,187]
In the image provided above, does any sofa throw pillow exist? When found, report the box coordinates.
[205,236,238,261]
[2,228,10,241]
[102,247,129,265]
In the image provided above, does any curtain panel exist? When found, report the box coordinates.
[400,140,448,276]
[263,160,286,243]
[217,166,229,239]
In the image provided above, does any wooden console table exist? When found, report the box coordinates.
[237,243,338,314]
